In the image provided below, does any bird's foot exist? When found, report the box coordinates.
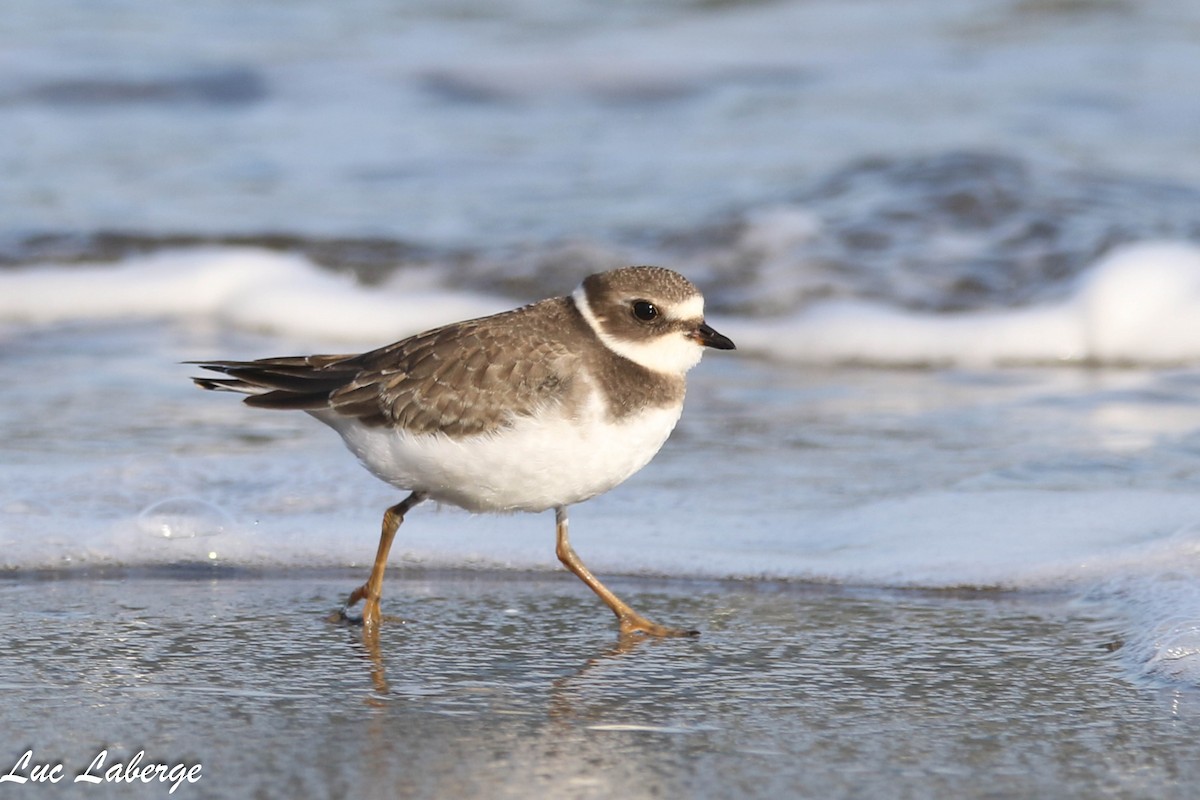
[327,583,382,630]
[617,612,699,638]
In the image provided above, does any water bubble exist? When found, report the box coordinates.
[136,497,231,540]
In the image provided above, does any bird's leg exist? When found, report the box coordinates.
[554,506,698,638]
[346,491,426,631]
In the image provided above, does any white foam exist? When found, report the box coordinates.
[6,241,1200,367]
[0,248,507,343]
[730,241,1200,367]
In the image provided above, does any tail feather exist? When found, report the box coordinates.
[244,390,337,411]
[192,376,255,393]
[188,356,362,411]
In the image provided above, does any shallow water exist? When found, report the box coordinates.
[5,572,1196,800]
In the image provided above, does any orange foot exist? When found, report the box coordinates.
[618,612,700,638]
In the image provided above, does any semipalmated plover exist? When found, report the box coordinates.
[191,266,734,637]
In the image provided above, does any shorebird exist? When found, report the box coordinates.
[191,266,734,637]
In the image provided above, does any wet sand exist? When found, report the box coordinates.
[2,569,1199,799]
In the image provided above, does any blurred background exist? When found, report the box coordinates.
[3,0,1199,316]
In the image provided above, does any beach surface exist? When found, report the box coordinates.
[5,570,1196,800]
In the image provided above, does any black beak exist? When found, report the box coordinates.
[692,321,736,351]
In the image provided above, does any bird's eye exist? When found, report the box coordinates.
[632,300,659,322]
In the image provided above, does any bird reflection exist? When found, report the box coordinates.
[352,622,660,708]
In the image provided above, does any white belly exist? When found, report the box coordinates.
[319,400,683,513]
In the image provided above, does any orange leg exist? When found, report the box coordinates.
[347,491,426,631]
[554,506,698,638]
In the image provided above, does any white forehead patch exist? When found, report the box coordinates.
[672,294,705,321]
[572,285,707,375]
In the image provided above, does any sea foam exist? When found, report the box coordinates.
[730,241,1200,367]
[5,241,1200,366]
[0,248,505,343]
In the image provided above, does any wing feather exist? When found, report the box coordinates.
[191,297,585,438]
[331,299,582,436]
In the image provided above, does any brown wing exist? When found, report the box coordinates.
[192,297,584,438]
